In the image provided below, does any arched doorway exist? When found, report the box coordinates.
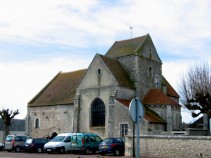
[50,132,58,139]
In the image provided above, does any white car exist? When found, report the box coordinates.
[0,142,4,151]
[44,133,72,154]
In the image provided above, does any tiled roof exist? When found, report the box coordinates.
[0,119,25,131]
[162,76,179,98]
[116,99,166,124]
[143,89,180,106]
[105,34,147,58]
[28,69,87,107]
[98,54,135,89]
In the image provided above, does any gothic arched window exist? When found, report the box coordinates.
[35,118,40,128]
[91,98,105,127]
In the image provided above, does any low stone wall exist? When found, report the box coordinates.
[125,135,211,158]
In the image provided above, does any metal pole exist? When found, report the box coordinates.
[136,122,140,158]
[133,122,135,157]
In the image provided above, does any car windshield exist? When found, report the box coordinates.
[103,138,114,144]
[50,136,66,142]
[6,136,13,142]
[25,139,33,144]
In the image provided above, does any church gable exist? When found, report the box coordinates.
[78,54,134,89]
[137,34,162,64]
[105,34,162,64]
[105,35,146,58]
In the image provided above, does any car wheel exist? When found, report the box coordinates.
[15,146,21,152]
[114,149,120,156]
[84,148,90,155]
[7,150,12,152]
[37,147,42,153]
[59,147,65,154]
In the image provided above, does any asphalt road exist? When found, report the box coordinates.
[0,151,132,158]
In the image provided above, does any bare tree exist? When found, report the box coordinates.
[0,109,19,138]
[179,62,211,123]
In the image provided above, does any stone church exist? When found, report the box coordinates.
[26,34,181,139]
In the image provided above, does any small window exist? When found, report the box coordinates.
[149,49,152,59]
[64,136,71,142]
[155,77,159,88]
[148,67,152,78]
[120,124,128,137]
[35,118,40,128]
[97,69,101,75]
[95,136,102,142]
[90,136,95,142]
[15,136,21,141]
[21,136,27,141]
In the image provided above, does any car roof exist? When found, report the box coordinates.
[57,133,72,136]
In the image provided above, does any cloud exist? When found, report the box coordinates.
[0,56,91,118]
[0,0,210,122]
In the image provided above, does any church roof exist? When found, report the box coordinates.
[162,76,179,98]
[98,54,135,89]
[116,99,166,124]
[28,69,86,107]
[143,89,180,106]
[105,34,147,58]
[0,119,25,131]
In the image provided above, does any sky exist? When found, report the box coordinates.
[0,0,210,123]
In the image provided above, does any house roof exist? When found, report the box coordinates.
[143,89,180,106]
[105,34,148,58]
[162,76,179,98]
[0,119,25,131]
[116,99,166,124]
[98,54,135,89]
[28,69,86,107]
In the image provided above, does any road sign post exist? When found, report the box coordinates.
[129,98,145,158]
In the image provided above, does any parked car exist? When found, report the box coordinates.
[4,135,30,152]
[99,138,125,156]
[0,142,4,151]
[23,138,50,153]
[44,133,72,154]
[70,132,102,154]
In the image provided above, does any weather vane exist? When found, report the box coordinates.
[130,27,133,38]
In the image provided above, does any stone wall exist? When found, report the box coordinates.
[125,135,211,158]
[27,105,74,138]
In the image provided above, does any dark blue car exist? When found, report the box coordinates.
[99,138,125,156]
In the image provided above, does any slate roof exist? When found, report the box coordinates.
[98,54,135,89]
[143,89,180,106]
[116,99,166,124]
[105,34,147,58]
[162,76,179,98]
[0,119,25,131]
[28,69,86,107]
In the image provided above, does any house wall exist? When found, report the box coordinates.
[26,105,74,137]
[125,135,211,158]
[147,105,181,131]
[113,100,149,137]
